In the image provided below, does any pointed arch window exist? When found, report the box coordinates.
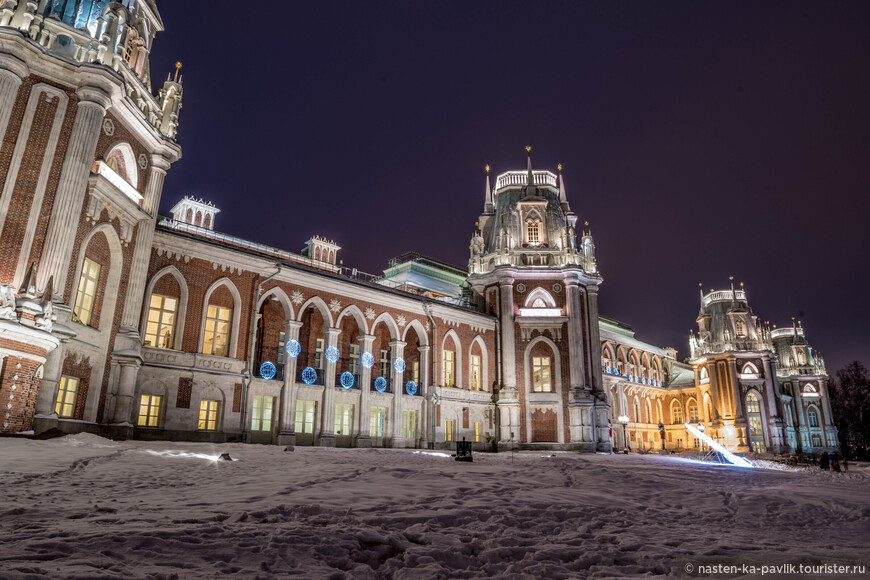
[734,319,746,337]
[526,220,540,246]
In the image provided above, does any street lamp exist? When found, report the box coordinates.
[618,415,630,453]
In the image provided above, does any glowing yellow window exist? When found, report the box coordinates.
[370,407,386,437]
[445,419,456,441]
[197,399,219,431]
[334,404,353,436]
[202,305,232,357]
[532,356,552,392]
[473,421,481,442]
[442,351,455,387]
[145,294,177,349]
[295,400,315,434]
[73,258,101,325]
[251,396,274,431]
[403,410,416,440]
[137,394,161,427]
[55,376,79,418]
[470,355,481,390]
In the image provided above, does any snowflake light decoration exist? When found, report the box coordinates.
[286,339,301,358]
[361,352,375,369]
[405,381,417,396]
[397,315,406,327]
[291,290,303,305]
[374,377,387,392]
[365,307,375,320]
[393,358,406,373]
[329,299,341,313]
[259,361,276,380]
[301,367,317,385]
[325,345,339,364]
[340,371,355,389]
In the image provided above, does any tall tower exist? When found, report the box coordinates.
[689,280,788,453]
[771,320,837,452]
[0,0,182,433]
[467,149,609,451]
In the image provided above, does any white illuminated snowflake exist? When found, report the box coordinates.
[397,315,406,328]
[291,290,303,305]
[365,307,375,320]
[329,299,341,313]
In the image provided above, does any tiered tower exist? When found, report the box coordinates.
[0,0,181,433]
[466,148,609,451]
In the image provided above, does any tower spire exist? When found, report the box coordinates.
[485,164,492,207]
[558,163,570,210]
[525,145,533,186]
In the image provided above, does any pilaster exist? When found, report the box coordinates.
[277,320,302,446]
[318,327,340,447]
[390,339,406,448]
[355,333,375,448]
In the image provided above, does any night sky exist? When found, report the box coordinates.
[149,1,870,374]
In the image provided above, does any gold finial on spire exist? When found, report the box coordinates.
[584,221,589,226]
[699,283,703,288]
[557,163,562,172]
[485,164,490,174]
[729,276,734,281]
[174,61,183,82]
[525,145,532,154]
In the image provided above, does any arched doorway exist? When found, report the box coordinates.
[746,392,766,453]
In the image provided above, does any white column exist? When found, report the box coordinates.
[111,359,141,424]
[277,320,302,446]
[496,277,520,444]
[419,344,431,448]
[39,86,111,292]
[356,333,375,447]
[119,155,171,329]
[36,341,65,415]
[564,279,586,389]
[390,339,406,448]
[318,327,340,446]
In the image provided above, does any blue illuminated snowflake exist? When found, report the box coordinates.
[340,371,354,389]
[259,361,276,380]
[374,377,387,392]
[361,352,375,369]
[301,367,317,385]
[393,358,406,373]
[405,380,417,396]
[605,365,612,374]
[325,345,339,364]
[286,339,301,358]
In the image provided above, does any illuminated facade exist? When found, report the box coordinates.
[0,3,837,454]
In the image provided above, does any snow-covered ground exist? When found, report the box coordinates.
[1,435,868,579]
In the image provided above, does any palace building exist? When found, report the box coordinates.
[0,1,837,454]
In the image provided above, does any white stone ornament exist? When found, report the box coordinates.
[553,283,562,293]
[138,153,148,169]
[397,315,406,328]
[102,118,115,136]
[329,299,341,313]
[291,290,303,305]
[516,283,526,293]
[365,307,375,320]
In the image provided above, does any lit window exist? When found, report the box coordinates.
[137,394,161,427]
[811,434,822,447]
[251,396,274,431]
[335,404,353,436]
[672,405,682,424]
[735,319,746,337]
[445,419,456,441]
[688,404,699,422]
[197,399,220,431]
[527,220,540,245]
[277,332,285,364]
[202,305,232,357]
[532,297,547,308]
[380,350,391,380]
[532,356,552,392]
[370,407,386,437]
[314,338,324,369]
[808,410,818,427]
[443,351,455,387]
[55,376,79,418]
[403,410,416,440]
[295,400,315,434]
[73,257,101,325]
[470,355,481,391]
[412,361,420,384]
[473,421,481,442]
[144,294,177,349]
[349,344,360,374]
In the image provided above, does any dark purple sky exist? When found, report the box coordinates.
[149,1,870,373]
